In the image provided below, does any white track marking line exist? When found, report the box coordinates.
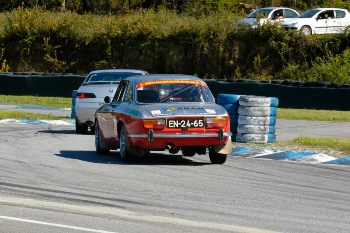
[0,196,279,233]
[0,215,118,233]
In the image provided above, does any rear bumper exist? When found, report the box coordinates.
[75,103,100,123]
[128,132,231,150]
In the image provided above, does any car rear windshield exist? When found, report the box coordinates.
[84,72,142,85]
[137,83,215,103]
[299,9,320,18]
[247,9,272,18]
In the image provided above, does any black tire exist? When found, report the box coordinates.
[75,118,87,134]
[119,126,145,162]
[182,149,196,157]
[209,148,227,164]
[300,26,312,35]
[95,122,110,154]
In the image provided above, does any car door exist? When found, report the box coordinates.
[323,10,338,33]
[101,80,129,146]
[314,11,330,34]
[334,10,347,33]
[284,9,299,19]
[270,9,284,23]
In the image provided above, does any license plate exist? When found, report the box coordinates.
[167,119,204,128]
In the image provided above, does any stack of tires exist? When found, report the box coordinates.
[237,96,279,143]
[217,94,279,143]
[216,94,241,139]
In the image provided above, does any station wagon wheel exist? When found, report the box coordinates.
[300,26,312,35]
[209,148,227,164]
[75,118,87,134]
[95,122,110,154]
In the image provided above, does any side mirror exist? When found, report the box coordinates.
[104,96,111,103]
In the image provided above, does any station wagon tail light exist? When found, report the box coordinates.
[206,117,228,128]
[76,92,96,99]
[143,119,165,130]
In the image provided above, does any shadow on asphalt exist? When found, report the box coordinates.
[39,129,78,135]
[56,150,210,166]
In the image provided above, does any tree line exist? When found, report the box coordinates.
[0,0,349,14]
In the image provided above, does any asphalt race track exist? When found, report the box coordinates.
[0,123,350,233]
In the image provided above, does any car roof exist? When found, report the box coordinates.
[311,8,348,11]
[124,74,203,83]
[88,69,147,75]
[257,7,296,10]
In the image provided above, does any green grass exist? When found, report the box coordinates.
[278,108,350,122]
[1,95,350,122]
[0,95,71,108]
[0,110,68,120]
[293,136,350,155]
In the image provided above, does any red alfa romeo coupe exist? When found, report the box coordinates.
[94,75,232,164]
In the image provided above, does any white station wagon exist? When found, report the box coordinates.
[75,69,148,134]
[283,8,350,35]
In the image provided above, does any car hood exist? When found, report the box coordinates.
[140,103,228,118]
[237,18,259,27]
[77,83,119,98]
[283,18,312,26]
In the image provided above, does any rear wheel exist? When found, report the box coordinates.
[75,118,87,134]
[209,148,227,164]
[300,26,312,35]
[95,122,110,154]
[119,126,146,162]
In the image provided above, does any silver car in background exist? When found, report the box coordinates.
[75,69,148,134]
[237,7,300,28]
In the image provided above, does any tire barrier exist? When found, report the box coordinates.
[238,106,278,117]
[239,95,279,107]
[71,90,77,119]
[217,94,241,105]
[0,72,85,97]
[238,116,276,126]
[1,74,349,110]
[217,94,279,143]
[205,80,350,110]
[237,125,276,134]
[236,133,276,143]
[217,94,241,134]
[220,104,239,115]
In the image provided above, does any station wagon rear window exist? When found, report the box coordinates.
[84,72,142,85]
[136,80,215,103]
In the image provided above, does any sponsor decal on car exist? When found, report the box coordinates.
[150,107,217,116]
[136,80,207,89]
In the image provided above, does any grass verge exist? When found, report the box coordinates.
[0,95,71,108]
[292,136,350,155]
[1,95,350,122]
[0,110,69,120]
[277,108,350,122]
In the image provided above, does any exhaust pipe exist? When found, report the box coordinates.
[166,144,179,154]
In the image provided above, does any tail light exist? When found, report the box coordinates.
[206,116,228,128]
[76,92,96,99]
[143,119,165,130]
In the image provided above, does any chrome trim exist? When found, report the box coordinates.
[129,133,148,138]
[129,132,231,139]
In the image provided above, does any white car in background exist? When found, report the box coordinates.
[283,8,350,35]
[237,7,300,28]
[75,69,148,134]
